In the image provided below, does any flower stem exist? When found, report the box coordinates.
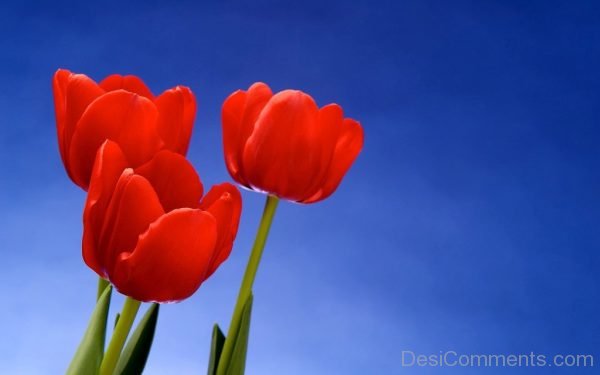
[97,277,109,301]
[99,297,141,375]
[216,195,279,375]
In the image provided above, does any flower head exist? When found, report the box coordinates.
[222,82,363,203]
[53,69,196,190]
[83,141,241,303]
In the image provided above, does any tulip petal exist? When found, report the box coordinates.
[302,104,344,198]
[52,69,71,166]
[242,89,321,200]
[222,82,272,186]
[302,118,364,203]
[221,90,247,182]
[53,70,105,183]
[135,150,204,212]
[111,208,218,303]
[83,140,129,277]
[155,86,196,155]
[99,74,155,100]
[199,183,242,278]
[69,90,162,189]
[99,172,165,276]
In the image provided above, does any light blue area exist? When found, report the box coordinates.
[0,1,598,374]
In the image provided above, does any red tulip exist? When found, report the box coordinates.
[52,69,196,190]
[222,83,364,203]
[83,140,241,303]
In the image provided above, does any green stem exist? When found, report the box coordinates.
[216,195,279,375]
[99,297,141,375]
[97,277,109,301]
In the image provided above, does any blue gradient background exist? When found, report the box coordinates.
[1,1,599,374]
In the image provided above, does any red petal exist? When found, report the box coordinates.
[221,90,247,183]
[242,89,321,200]
[52,69,71,167]
[53,70,105,186]
[99,74,154,100]
[154,86,196,155]
[83,141,129,277]
[135,150,203,212]
[222,82,272,186]
[302,118,364,203]
[302,104,344,198]
[199,183,242,278]
[98,173,165,276]
[111,208,218,303]
[69,90,162,189]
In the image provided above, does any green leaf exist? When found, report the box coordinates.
[207,324,226,375]
[114,303,160,375]
[66,285,112,375]
[224,293,253,375]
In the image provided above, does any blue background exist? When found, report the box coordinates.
[1,0,598,374]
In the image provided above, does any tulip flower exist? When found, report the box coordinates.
[83,140,241,303]
[212,83,364,375]
[222,82,364,203]
[53,69,196,190]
